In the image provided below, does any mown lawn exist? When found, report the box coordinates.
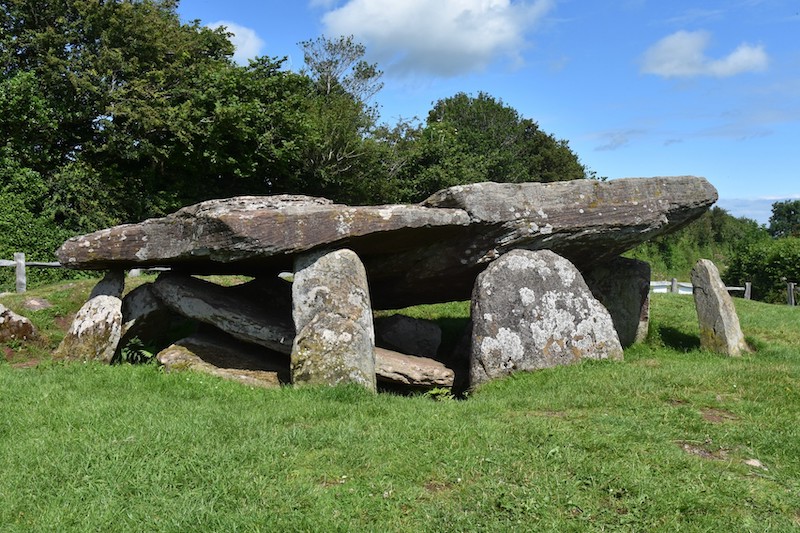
[1,283,799,531]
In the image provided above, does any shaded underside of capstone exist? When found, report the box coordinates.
[57,176,718,308]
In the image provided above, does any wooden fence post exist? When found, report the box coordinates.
[744,282,751,300]
[789,282,796,307]
[14,252,26,293]
[670,278,678,294]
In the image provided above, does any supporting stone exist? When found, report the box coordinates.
[691,259,750,356]
[470,249,623,388]
[53,271,126,363]
[583,256,650,347]
[152,274,294,354]
[291,249,376,391]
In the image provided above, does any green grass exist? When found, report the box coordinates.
[1,284,800,531]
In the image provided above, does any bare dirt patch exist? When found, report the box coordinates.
[424,480,454,493]
[676,441,729,461]
[700,408,738,423]
[54,315,73,332]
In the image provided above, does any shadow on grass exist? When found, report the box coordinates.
[657,326,701,352]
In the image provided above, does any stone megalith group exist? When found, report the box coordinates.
[53,176,719,391]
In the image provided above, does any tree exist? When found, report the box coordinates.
[768,199,800,238]
[294,35,385,204]
[386,92,589,202]
[725,237,800,303]
[0,0,333,231]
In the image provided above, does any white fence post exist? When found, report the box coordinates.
[789,282,796,307]
[14,252,26,293]
[744,282,752,300]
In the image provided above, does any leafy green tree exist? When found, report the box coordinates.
[386,92,588,202]
[626,207,769,280]
[768,199,800,238]
[725,237,800,303]
[294,35,385,204]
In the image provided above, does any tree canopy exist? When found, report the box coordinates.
[768,199,800,238]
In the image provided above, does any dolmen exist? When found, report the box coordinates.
[55,176,718,392]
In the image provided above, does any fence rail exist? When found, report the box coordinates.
[0,253,63,293]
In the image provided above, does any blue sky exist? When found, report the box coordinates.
[177,0,800,224]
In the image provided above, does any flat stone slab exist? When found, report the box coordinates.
[57,177,717,308]
[152,274,295,354]
[157,332,289,388]
[375,347,454,387]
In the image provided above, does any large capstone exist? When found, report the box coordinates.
[57,177,718,309]
[291,249,376,391]
[691,259,750,356]
[469,249,623,388]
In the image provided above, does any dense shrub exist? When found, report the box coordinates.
[724,237,800,303]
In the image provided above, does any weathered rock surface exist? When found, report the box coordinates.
[691,259,750,356]
[119,283,193,354]
[291,249,376,390]
[152,273,294,354]
[374,314,442,358]
[583,256,651,347]
[157,331,288,388]
[0,304,38,342]
[57,177,718,308]
[470,250,623,387]
[375,347,454,387]
[54,295,123,362]
[54,274,127,362]
[89,270,125,299]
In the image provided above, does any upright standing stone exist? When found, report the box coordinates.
[691,259,749,356]
[54,272,125,363]
[583,257,651,347]
[291,249,376,391]
[470,249,623,388]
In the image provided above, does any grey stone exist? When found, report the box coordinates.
[89,270,125,299]
[375,347,454,388]
[54,295,123,363]
[291,249,376,391]
[691,259,750,356]
[374,314,442,358]
[22,297,52,311]
[583,256,651,347]
[157,331,288,388]
[0,304,38,342]
[152,273,294,354]
[470,249,623,388]
[57,177,718,309]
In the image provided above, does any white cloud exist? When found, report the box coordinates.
[318,0,554,77]
[207,21,265,65]
[641,30,768,78]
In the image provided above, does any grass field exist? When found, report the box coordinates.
[1,280,799,531]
